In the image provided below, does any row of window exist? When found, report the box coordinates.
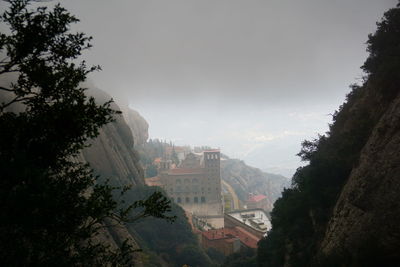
[175,178,199,184]
[171,186,219,192]
[205,153,219,160]
[172,196,206,204]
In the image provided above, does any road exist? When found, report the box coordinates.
[222,179,240,210]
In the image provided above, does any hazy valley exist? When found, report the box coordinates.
[1,0,399,266]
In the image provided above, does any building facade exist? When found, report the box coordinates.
[159,150,223,217]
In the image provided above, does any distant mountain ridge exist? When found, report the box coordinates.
[221,156,289,209]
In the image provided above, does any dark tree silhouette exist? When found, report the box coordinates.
[0,1,173,265]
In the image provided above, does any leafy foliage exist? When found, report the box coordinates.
[222,247,257,267]
[0,1,172,265]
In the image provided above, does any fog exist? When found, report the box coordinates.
[61,0,396,177]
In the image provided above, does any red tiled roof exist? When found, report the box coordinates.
[167,168,204,175]
[201,226,259,249]
[248,194,267,202]
[233,226,259,248]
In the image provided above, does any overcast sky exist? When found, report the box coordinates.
[55,0,398,177]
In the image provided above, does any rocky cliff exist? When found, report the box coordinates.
[319,82,400,265]
[257,3,400,266]
[122,107,149,146]
[317,5,400,265]
[78,87,148,265]
[80,87,145,187]
[83,89,213,266]
[221,156,289,210]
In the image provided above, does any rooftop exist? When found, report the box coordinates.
[203,149,220,153]
[201,226,259,248]
[248,194,267,203]
[227,209,272,233]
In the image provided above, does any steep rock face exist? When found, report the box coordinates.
[80,87,145,187]
[221,157,289,208]
[257,4,400,266]
[79,87,146,265]
[122,108,149,146]
[320,93,400,263]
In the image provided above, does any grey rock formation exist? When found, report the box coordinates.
[79,86,145,187]
[320,93,400,262]
[221,156,289,209]
[122,107,149,146]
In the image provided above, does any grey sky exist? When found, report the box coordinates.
[58,1,398,176]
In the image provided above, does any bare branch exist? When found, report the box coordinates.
[0,86,14,92]
[0,96,31,111]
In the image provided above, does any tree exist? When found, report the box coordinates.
[257,2,400,266]
[0,1,173,265]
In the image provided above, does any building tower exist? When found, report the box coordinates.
[204,150,222,213]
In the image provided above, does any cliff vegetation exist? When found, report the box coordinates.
[257,2,400,266]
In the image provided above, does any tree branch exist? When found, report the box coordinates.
[0,86,14,92]
[0,96,31,111]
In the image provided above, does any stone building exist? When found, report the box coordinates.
[158,150,223,218]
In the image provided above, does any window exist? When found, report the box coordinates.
[201,197,206,203]
[194,197,198,203]
[185,197,190,203]
[177,197,182,203]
